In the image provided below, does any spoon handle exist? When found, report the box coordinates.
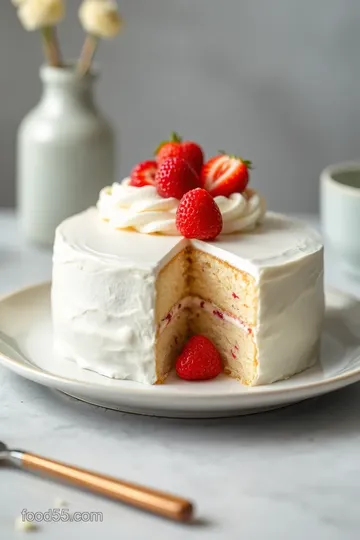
[9,451,193,523]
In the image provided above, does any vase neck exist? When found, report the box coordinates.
[41,84,95,108]
[39,65,97,113]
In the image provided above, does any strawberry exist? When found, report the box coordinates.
[180,141,204,175]
[176,335,222,381]
[155,132,204,175]
[155,157,200,199]
[200,153,252,197]
[176,188,223,240]
[129,160,157,187]
[155,132,182,164]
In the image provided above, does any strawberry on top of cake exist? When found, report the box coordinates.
[97,132,266,238]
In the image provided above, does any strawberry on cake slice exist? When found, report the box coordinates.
[51,135,324,387]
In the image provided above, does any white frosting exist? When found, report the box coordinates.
[52,241,158,384]
[52,209,324,385]
[97,179,265,235]
[97,181,179,235]
[215,191,266,234]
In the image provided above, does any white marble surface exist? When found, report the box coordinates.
[1,210,360,540]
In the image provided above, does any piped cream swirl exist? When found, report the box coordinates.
[215,190,266,234]
[97,179,266,235]
[97,179,179,235]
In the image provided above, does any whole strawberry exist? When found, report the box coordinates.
[156,157,200,199]
[129,160,157,187]
[155,132,204,175]
[176,335,222,381]
[201,152,252,197]
[176,188,223,240]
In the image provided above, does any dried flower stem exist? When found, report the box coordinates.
[41,26,62,67]
[77,34,98,76]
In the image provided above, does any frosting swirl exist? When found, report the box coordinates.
[97,180,179,235]
[215,190,266,234]
[97,179,266,235]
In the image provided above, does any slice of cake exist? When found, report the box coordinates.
[52,147,324,386]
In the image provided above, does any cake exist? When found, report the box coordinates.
[52,166,324,385]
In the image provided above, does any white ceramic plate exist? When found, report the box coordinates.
[0,283,360,418]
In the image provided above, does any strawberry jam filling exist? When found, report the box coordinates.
[159,297,252,335]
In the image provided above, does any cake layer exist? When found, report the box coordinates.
[155,249,188,324]
[156,296,256,383]
[189,249,257,326]
[189,307,257,385]
[156,308,188,383]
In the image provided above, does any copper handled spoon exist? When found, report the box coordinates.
[0,442,194,522]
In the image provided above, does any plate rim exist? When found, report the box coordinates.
[0,281,359,402]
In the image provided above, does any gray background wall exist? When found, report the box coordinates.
[1,0,360,212]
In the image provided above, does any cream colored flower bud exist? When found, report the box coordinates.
[12,0,26,6]
[79,0,122,39]
[18,0,64,31]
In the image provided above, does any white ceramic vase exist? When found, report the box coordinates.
[17,65,115,245]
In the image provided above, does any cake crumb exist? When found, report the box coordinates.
[54,497,69,508]
[14,516,39,532]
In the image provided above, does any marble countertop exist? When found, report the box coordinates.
[1,210,360,540]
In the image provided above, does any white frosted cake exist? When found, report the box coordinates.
[52,176,324,385]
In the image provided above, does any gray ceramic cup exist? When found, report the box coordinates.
[321,161,360,276]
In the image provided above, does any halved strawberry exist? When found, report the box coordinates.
[200,153,252,197]
[155,132,204,175]
[129,160,157,187]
